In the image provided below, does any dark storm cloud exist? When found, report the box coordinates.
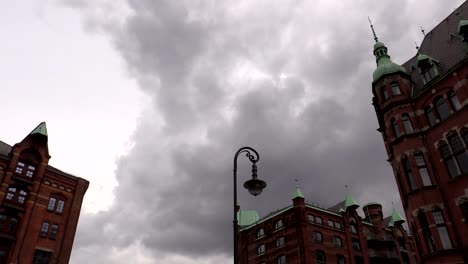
[65,0,465,263]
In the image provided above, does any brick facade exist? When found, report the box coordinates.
[238,192,417,264]
[0,123,88,264]
[371,2,468,263]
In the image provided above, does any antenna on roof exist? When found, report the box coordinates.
[368,17,379,42]
[421,26,426,37]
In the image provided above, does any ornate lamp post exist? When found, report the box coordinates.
[233,147,267,264]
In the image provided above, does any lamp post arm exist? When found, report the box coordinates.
[233,147,260,264]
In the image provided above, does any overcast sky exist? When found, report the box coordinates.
[1,0,465,263]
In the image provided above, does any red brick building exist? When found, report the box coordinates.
[371,2,468,263]
[238,186,418,264]
[0,122,89,264]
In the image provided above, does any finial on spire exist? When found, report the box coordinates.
[295,178,299,187]
[421,26,426,37]
[368,17,379,42]
[414,41,420,51]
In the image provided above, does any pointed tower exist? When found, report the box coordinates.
[345,192,359,211]
[389,207,406,227]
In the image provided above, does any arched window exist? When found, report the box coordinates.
[382,86,389,100]
[432,208,452,249]
[439,142,459,178]
[391,118,400,138]
[447,133,468,174]
[402,157,416,190]
[316,250,326,263]
[418,211,435,253]
[435,97,450,121]
[414,153,431,186]
[391,82,401,95]
[424,106,436,126]
[448,90,462,111]
[401,114,414,134]
[5,187,28,206]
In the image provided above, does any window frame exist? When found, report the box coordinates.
[274,219,284,230]
[40,222,49,237]
[316,250,326,263]
[391,82,401,95]
[313,231,323,243]
[276,236,285,248]
[257,244,266,255]
[414,153,432,186]
[448,90,462,111]
[435,96,450,121]
[424,106,437,126]
[334,236,343,247]
[391,118,400,138]
[401,114,414,134]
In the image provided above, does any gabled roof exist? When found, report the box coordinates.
[402,1,468,94]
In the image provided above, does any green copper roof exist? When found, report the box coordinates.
[373,42,385,49]
[345,193,359,210]
[237,210,259,226]
[390,207,406,226]
[29,122,48,137]
[292,183,304,199]
[372,42,407,82]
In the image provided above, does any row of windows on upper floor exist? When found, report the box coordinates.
[388,90,462,140]
[255,215,345,240]
[397,131,468,194]
[412,208,453,255]
[257,252,349,264]
[3,186,66,214]
[379,61,440,102]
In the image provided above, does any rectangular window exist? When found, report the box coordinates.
[308,214,315,223]
[15,162,24,174]
[334,236,343,247]
[256,228,265,238]
[56,200,65,214]
[276,237,285,248]
[33,250,52,264]
[433,211,445,225]
[437,226,452,249]
[402,158,417,190]
[50,224,59,240]
[315,216,322,225]
[440,144,459,178]
[415,154,432,186]
[352,239,361,251]
[448,135,468,174]
[277,255,286,264]
[334,222,342,230]
[40,222,49,237]
[328,220,334,227]
[274,219,283,230]
[26,165,35,178]
[313,231,323,242]
[257,244,265,255]
[47,198,56,211]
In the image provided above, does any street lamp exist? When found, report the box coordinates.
[233,146,267,264]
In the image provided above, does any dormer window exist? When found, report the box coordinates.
[417,54,439,85]
[391,82,401,95]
